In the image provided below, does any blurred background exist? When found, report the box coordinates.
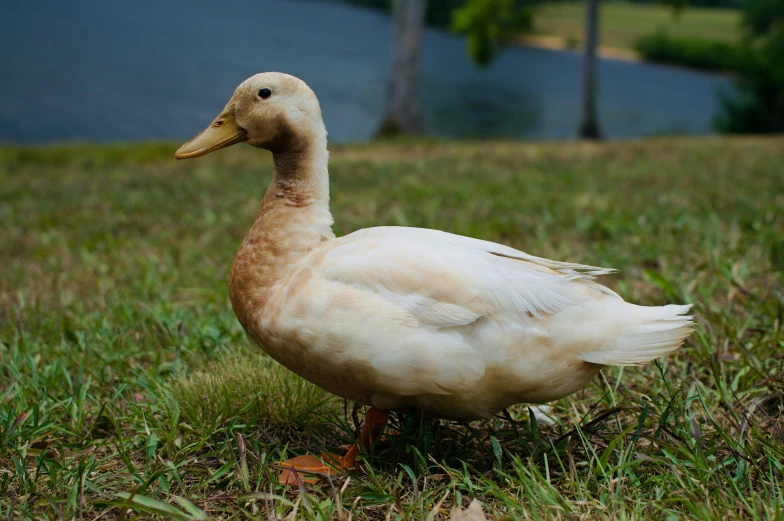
[2,0,781,144]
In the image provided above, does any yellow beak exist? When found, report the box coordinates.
[175,103,247,159]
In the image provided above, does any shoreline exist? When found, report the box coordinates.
[514,34,641,62]
[514,34,733,78]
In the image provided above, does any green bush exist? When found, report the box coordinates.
[634,30,746,72]
[741,0,784,35]
[452,0,534,67]
[715,25,784,132]
[716,0,784,133]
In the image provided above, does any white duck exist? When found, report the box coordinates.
[175,72,693,484]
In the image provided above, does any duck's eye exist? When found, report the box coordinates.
[258,88,272,99]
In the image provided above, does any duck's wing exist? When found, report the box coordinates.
[322,226,618,321]
[367,227,617,279]
[297,226,617,397]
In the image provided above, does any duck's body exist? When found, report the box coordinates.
[230,199,690,420]
[176,72,693,479]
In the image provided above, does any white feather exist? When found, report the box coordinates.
[269,226,694,418]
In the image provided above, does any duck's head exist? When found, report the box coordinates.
[175,72,324,160]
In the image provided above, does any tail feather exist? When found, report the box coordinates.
[581,304,694,366]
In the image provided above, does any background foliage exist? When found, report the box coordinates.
[716,0,784,132]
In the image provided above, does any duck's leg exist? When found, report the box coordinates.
[277,408,389,485]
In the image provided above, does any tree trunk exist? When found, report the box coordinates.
[579,0,601,139]
[377,0,427,137]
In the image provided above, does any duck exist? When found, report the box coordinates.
[175,72,694,484]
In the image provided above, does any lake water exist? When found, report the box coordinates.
[0,0,734,144]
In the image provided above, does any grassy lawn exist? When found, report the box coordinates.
[1,137,784,519]
[534,1,742,50]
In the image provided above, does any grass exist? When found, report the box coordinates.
[1,136,784,519]
[534,1,742,51]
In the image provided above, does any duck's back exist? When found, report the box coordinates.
[257,226,692,420]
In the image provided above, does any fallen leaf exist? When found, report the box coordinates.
[449,499,488,521]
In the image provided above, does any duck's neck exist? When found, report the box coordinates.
[268,132,331,211]
[254,130,334,248]
[229,132,334,324]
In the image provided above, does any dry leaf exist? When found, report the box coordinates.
[449,499,488,521]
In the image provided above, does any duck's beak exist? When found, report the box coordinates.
[175,103,247,159]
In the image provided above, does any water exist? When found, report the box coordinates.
[0,0,734,144]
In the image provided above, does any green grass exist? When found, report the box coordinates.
[534,2,742,50]
[1,137,784,520]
